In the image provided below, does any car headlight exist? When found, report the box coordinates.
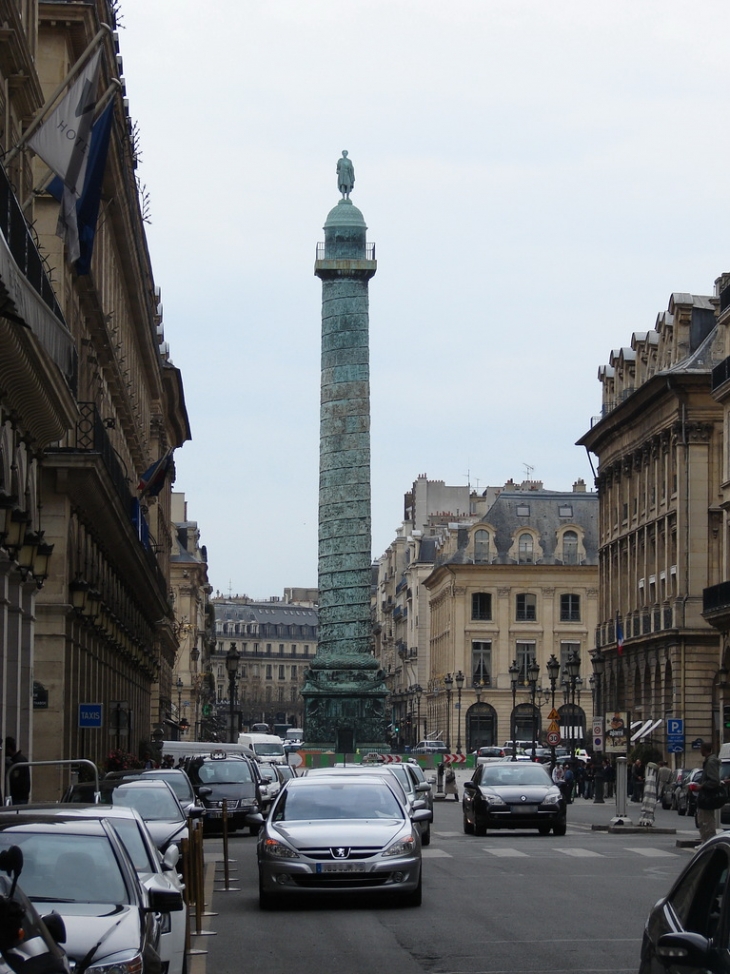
[86,950,143,974]
[542,793,562,805]
[262,838,299,859]
[480,792,507,806]
[383,833,417,857]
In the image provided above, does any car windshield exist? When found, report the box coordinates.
[259,766,277,781]
[254,744,284,756]
[273,783,404,822]
[196,761,253,784]
[480,765,553,787]
[112,786,184,822]
[142,772,194,803]
[387,766,414,794]
[0,832,129,904]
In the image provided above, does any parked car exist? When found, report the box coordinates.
[257,762,296,801]
[103,768,202,817]
[0,811,182,974]
[676,768,703,817]
[255,774,428,909]
[0,846,69,974]
[659,767,687,810]
[184,752,270,833]
[11,805,186,974]
[462,760,567,836]
[638,831,730,973]
[99,779,192,856]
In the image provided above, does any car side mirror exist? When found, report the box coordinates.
[415,782,431,793]
[412,808,433,824]
[657,931,713,968]
[187,806,205,818]
[197,786,212,798]
[146,882,184,914]
[162,844,180,871]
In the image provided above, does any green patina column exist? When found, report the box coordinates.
[301,152,388,752]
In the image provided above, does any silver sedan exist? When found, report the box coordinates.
[256,775,429,909]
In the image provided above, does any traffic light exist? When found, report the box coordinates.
[724,704,730,730]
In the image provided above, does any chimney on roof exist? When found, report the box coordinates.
[573,478,587,492]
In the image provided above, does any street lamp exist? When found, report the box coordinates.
[546,653,561,769]
[591,648,606,803]
[455,671,465,755]
[444,673,453,752]
[565,650,581,758]
[176,676,183,718]
[527,657,540,761]
[509,659,520,761]
[225,644,241,744]
[414,684,423,744]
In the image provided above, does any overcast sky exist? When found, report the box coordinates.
[119,1,730,599]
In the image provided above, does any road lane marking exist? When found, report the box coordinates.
[484,848,528,857]
[422,848,452,858]
[555,848,604,857]
[624,847,678,857]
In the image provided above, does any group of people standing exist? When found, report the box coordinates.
[551,756,615,802]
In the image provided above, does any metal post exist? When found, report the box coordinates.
[444,673,453,752]
[592,649,605,804]
[611,755,632,826]
[509,659,519,761]
[455,671,464,755]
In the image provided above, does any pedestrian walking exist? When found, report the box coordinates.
[696,742,722,844]
[656,760,671,805]
[563,762,575,804]
[603,758,615,799]
[631,758,645,803]
[4,737,30,805]
[444,765,459,801]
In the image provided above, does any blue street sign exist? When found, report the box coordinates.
[79,703,103,728]
[667,718,684,736]
[667,742,685,754]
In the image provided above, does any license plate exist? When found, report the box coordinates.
[511,805,535,814]
[207,810,223,817]
[316,862,367,874]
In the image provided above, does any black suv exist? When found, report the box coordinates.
[183,752,269,833]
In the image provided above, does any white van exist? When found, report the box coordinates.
[237,733,286,764]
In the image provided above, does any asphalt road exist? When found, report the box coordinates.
[199,793,702,974]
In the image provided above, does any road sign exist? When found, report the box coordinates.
[667,718,684,736]
[78,703,103,728]
[548,720,560,734]
[546,730,561,746]
[443,754,466,764]
[668,742,685,754]
[547,709,560,721]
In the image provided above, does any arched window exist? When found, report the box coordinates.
[474,529,490,563]
[518,533,534,563]
[563,530,578,564]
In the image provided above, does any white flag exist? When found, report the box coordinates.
[28,48,101,197]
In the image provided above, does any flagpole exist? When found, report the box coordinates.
[5,24,113,166]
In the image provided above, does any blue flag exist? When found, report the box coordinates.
[48,100,114,274]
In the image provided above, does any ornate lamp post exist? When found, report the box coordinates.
[415,684,423,744]
[225,644,241,744]
[175,677,184,735]
[546,653,561,769]
[527,657,540,761]
[444,673,453,752]
[509,659,520,761]
[455,671,465,754]
[591,648,605,803]
[565,650,581,758]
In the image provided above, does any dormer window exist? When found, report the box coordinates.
[563,530,578,564]
[518,533,534,564]
[474,529,490,563]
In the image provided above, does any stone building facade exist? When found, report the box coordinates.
[579,290,725,756]
[423,483,598,753]
[1,0,192,797]
[211,594,318,740]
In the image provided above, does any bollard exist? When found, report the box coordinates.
[611,755,632,826]
[214,799,241,892]
[435,762,446,800]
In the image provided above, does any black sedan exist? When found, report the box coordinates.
[639,831,730,973]
[462,761,567,836]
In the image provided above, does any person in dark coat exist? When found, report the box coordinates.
[4,738,30,804]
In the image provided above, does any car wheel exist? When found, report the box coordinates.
[538,823,551,836]
[258,874,278,911]
[553,818,567,836]
[401,871,422,907]
[463,811,474,835]
[474,817,487,837]
[421,825,431,847]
